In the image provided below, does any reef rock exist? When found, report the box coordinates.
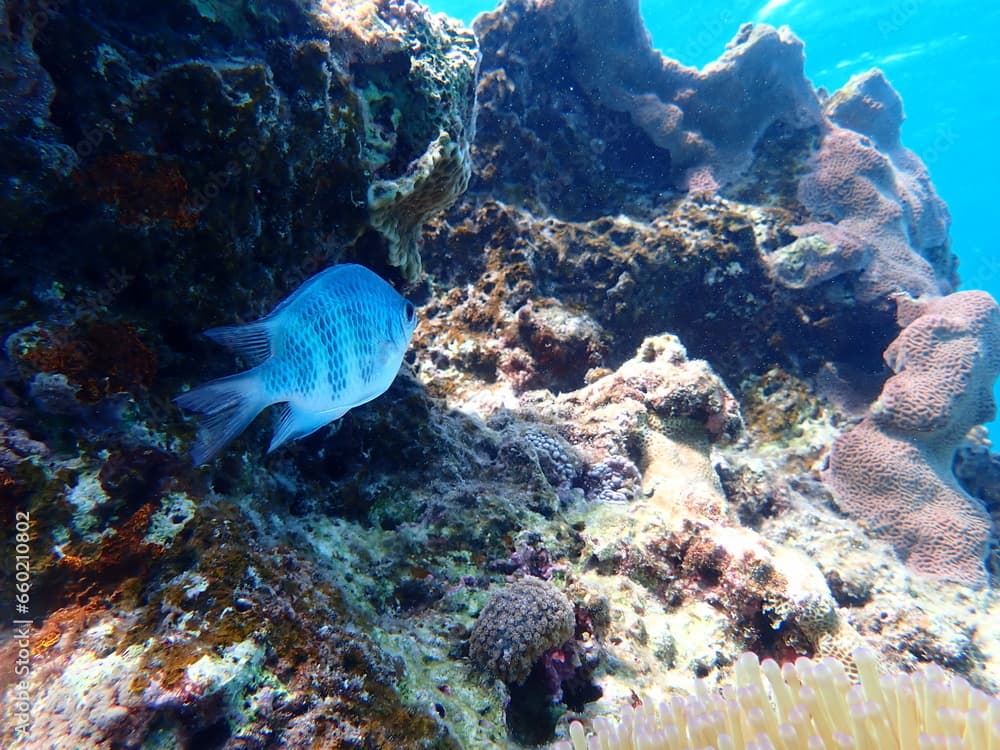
[0,0,476,348]
[472,0,953,309]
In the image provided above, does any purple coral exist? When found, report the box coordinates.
[796,127,939,301]
[797,128,899,225]
[583,456,641,504]
[877,293,1000,435]
[523,428,582,499]
[825,291,1000,588]
[788,69,953,302]
[826,68,949,253]
[826,68,904,151]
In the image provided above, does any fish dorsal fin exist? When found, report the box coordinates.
[268,403,348,453]
[204,321,274,366]
[207,266,364,364]
[265,264,360,319]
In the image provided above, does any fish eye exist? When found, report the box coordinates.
[403,301,416,324]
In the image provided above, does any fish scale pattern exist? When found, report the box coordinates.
[267,333,317,398]
[273,279,396,400]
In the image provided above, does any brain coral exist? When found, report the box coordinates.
[788,69,953,302]
[826,66,954,262]
[825,291,1000,588]
[877,292,1000,436]
[469,577,575,685]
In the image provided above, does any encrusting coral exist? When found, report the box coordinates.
[351,2,480,279]
[493,0,822,188]
[0,0,478,340]
[773,68,953,302]
[553,648,1000,750]
[791,121,950,302]
[369,130,475,279]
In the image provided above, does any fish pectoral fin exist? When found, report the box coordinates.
[377,337,403,368]
[268,403,345,453]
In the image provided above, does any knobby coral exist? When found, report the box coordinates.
[469,577,575,685]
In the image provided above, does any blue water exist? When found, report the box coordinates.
[431,0,1000,435]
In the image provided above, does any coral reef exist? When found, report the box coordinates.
[792,120,952,302]
[358,4,479,279]
[764,221,873,290]
[827,291,1000,588]
[473,0,820,207]
[7,322,157,406]
[369,129,476,280]
[2,0,998,748]
[0,0,476,345]
[770,68,953,301]
[0,494,461,749]
[472,0,952,308]
[416,197,900,398]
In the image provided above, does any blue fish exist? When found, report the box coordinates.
[175,264,417,465]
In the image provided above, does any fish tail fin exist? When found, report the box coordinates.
[174,371,266,465]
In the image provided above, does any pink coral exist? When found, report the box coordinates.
[825,291,1000,588]
[794,125,948,301]
[798,128,898,221]
[788,70,953,302]
[826,70,950,256]
[877,292,1000,436]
